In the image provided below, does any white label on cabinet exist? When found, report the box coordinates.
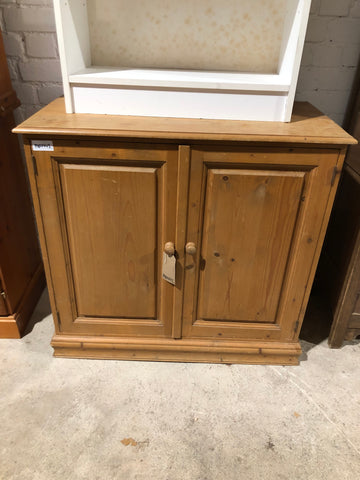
[31,140,54,151]
[162,253,176,286]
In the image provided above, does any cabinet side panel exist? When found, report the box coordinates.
[0,113,41,312]
[60,163,157,319]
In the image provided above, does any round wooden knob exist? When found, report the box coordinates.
[164,242,175,256]
[185,242,197,255]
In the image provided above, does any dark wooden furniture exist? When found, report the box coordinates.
[318,119,360,347]
[14,98,355,363]
[316,57,360,348]
[0,30,45,338]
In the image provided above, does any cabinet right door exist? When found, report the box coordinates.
[182,146,340,342]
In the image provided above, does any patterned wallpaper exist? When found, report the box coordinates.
[88,0,287,73]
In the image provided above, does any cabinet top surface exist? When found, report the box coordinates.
[13,98,356,145]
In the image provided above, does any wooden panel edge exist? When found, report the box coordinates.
[292,148,348,340]
[51,334,301,365]
[23,142,61,335]
[12,99,357,146]
[0,317,21,338]
[52,347,300,365]
[328,228,360,348]
[0,264,45,338]
[13,128,357,145]
[172,145,190,338]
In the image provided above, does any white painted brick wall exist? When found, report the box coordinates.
[0,0,359,126]
[0,0,61,123]
[296,0,360,125]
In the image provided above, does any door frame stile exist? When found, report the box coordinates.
[23,143,62,334]
[172,145,190,338]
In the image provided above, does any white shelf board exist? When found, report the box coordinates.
[71,85,288,121]
[69,67,291,93]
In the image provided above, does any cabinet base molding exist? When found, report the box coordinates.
[51,335,302,365]
[0,265,46,338]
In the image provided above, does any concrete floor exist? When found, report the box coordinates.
[0,290,359,480]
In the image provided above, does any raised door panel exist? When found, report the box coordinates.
[31,141,178,337]
[182,147,340,341]
[60,164,157,319]
[198,168,304,323]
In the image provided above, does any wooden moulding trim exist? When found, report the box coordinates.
[0,318,20,338]
[12,99,357,146]
[348,314,360,328]
[344,328,360,341]
[51,345,300,365]
[51,335,301,363]
[0,264,45,338]
[52,350,300,365]
[15,129,357,146]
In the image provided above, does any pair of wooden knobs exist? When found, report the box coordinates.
[164,242,196,256]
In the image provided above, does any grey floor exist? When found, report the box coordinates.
[0,290,359,480]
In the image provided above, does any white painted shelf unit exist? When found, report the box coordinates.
[54,0,311,121]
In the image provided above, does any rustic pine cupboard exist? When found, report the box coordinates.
[14,99,356,364]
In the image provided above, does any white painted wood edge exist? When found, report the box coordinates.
[53,0,73,113]
[284,0,312,121]
[69,67,291,92]
[71,85,288,121]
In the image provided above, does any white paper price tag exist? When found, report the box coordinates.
[31,140,54,151]
[162,253,176,286]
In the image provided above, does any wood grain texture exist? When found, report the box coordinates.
[276,148,346,342]
[0,279,8,316]
[0,113,42,313]
[13,98,356,146]
[349,314,360,328]
[344,328,360,340]
[326,163,360,347]
[17,102,355,363]
[172,145,190,339]
[0,32,43,337]
[51,334,301,365]
[0,264,45,338]
[326,84,360,346]
[60,164,158,318]
[182,147,340,341]
[197,168,304,323]
[320,165,360,311]
[31,141,179,337]
[319,58,360,347]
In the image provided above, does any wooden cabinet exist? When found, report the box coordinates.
[14,99,356,363]
[326,156,360,346]
[318,131,360,347]
[316,64,360,348]
[0,30,45,338]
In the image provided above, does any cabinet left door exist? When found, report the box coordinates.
[27,140,179,338]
